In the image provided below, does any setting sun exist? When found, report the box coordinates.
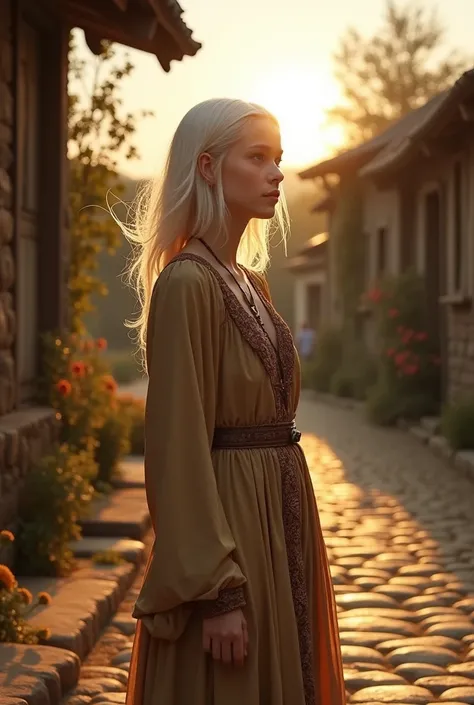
[247,66,346,168]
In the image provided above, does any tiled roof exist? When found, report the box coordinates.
[361,68,474,177]
[67,0,201,72]
[299,92,447,180]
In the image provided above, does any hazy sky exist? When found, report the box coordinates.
[74,0,473,179]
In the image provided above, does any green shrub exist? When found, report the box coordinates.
[91,550,125,566]
[442,400,474,450]
[0,540,53,644]
[311,328,343,392]
[363,271,441,425]
[330,369,353,398]
[118,395,145,455]
[94,407,131,486]
[106,350,141,384]
[330,341,377,401]
[15,444,97,577]
[39,332,118,453]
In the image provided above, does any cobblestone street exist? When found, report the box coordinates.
[65,396,474,705]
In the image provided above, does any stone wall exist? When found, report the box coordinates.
[447,307,474,402]
[0,406,60,531]
[0,0,15,416]
[0,3,61,537]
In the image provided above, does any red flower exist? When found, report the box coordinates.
[71,361,86,378]
[367,288,382,303]
[388,308,400,319]
[56,379,72,396]
[386,348,395,357]
[96,338,107,351]
[416,332,428,342]
[102,375,117,394]
[394,351,409,367]
[404,364,419,376]
[402,329,414,344]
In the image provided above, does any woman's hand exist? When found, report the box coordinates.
[202,608,248,666]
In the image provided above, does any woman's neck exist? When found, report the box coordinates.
[200,215,248,268]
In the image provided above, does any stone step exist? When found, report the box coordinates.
[79,488,150,540]
[112,457,144,489]
[409,425,431,444]
[70,537,145,565]
[420,415,441,435]
[22,561,136,661]
[0,644,80,705]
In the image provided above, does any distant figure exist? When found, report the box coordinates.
[122,98,346,705]
[296,321,316,361]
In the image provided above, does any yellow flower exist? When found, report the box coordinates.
[0,564,16,591]
[36,628,51,640]
[0,530,14,546]
[37,591,52,606]
[16,587,33,605]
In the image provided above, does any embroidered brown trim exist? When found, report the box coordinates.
[278,447,315,705]
[200,586,246,618]
[213,421,301,449]
[246,269,296,416]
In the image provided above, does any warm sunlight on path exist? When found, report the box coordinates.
[297,394,474,703]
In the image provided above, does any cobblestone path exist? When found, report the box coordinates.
[64,396,474,704]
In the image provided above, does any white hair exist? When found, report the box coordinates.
[114,97,289,354]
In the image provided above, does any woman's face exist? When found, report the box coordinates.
[221,116,284,221]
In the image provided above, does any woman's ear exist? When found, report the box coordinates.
[197,152,216,186]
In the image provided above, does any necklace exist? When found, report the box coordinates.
[197,238,286,398]
[198,239,268,335]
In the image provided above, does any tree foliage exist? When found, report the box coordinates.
[68,33,152,333]
[328,1,470,144]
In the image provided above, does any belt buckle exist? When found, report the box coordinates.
[290,424,301,444]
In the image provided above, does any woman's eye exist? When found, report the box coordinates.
[251,153,265,162]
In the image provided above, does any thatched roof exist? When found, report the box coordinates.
[65,0,201,72]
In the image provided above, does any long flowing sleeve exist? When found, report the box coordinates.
[132,259,246,640]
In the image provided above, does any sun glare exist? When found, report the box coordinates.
[248,67,346,168]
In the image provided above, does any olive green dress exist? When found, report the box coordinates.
[125,255,346,705]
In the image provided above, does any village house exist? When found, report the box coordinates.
[298,68,474,404]
[0,0,200,526]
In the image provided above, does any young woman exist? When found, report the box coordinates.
[123,98,346,705]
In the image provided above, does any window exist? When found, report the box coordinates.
[453,160,463,292]
[376,226,388,277]
[17,20,40,400]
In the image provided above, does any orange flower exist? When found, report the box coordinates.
[71,361,86,378]
[0,564,16,591]
[37,591,52,606]
[102,375,117,394]
[56,379,72,396]
[0,530,14,545]
[17,587,33,605]
[96,338,107,351]
[37,628,51,640]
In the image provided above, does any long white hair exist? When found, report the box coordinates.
[115,97,289,353]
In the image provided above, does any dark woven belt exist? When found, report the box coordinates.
[212,421,302,450]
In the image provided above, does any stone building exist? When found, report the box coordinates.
[0,0,200,526]
[299,68,474,404]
